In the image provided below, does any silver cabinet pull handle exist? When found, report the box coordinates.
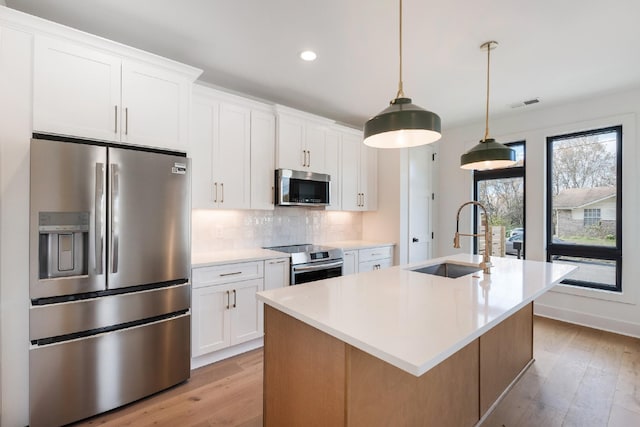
[114,105,118,133]
[110,163,119,274]
[94,163,105,274]
[269,259,287,264]
[125,107,129,135]
[307,150,311,167]
[220,271,242,277]
[232,289,237,308]
[221,182,224,203]
[213,182,218,203]
[361,193,365,207]
[302,150,307,167]
[226,290,230,310]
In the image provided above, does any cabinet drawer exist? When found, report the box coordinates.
[359,258,393,273]
[192,261,264,288]
[359,246,393,262]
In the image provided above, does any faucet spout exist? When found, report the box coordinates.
[453,201,492,274]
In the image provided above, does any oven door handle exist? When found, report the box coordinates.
[292,260,344,273]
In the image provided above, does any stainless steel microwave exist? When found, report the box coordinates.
[275,169,330,206]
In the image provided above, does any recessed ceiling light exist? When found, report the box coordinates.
[300,50,317,61]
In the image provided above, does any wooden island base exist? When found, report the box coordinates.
[263,303,533,427]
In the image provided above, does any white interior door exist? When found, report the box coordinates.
[408,145,433,263]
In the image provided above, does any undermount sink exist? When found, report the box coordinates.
[411,262,481,279]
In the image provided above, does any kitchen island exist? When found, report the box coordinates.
[257,254,576,427]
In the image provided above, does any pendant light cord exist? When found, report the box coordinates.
[484,42,491,141]
[396,0,404,99]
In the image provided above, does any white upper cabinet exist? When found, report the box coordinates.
[250,110,276,210]
[191,89,251,209]
[120,60,189,150]
[341,130,377,211]
[276,109,333,174]
[33,36,121,142]
[217,102,251,208]
[33,34,199,152]
[324,129,341,211]
[277,114,306,171]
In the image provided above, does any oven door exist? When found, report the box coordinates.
[291,260,343,285]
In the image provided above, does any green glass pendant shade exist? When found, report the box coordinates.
[460,138,516,170]
[363,98,441,148]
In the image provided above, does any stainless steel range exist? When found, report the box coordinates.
[266,244,343,285]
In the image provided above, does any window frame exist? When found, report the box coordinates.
[545,125,622,292]
[473,141,526,256]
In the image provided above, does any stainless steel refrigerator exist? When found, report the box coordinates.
[29,136,192,427]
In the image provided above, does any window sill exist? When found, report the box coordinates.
[549,281,635,305]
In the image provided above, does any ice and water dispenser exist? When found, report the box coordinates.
[38,212,89,279]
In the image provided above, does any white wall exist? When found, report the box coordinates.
[362,148,408,265]
[435,87,640,337]
[192,208,362,253]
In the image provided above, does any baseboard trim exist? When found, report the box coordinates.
[191,337,264,370]
[534,303,640,339]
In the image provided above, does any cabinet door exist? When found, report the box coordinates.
[359,258,392,273]
[251,110,276,210]
[264,258,289,289]
[216,102,251,209]
[121,60,188,151]
[276,114,305,170]
[343,250,358,276]
[33,36,121,142]
[192,285,231,356]
[230,279,264,345]
[324,130,341,210]
[190,100,217,208]
[341,134,362,211]
[304,123,327,173]
[361,144,378,211]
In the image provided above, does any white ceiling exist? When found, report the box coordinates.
[6,0,640,130]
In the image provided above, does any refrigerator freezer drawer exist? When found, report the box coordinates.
[30,282,191,342]
[29,313,191,427]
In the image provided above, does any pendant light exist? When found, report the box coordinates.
[363,0,441,149]
[460,41,516,170]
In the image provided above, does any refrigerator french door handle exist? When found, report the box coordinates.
[95,163,105,275]
[110,164,119,274]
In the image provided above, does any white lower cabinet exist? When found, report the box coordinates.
[342,245,394,275]
[343,250,358,276]
[192,262,264,357]
[264,258,290,289]
[359,258,393,273]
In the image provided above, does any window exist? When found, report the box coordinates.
[546,126,622,292]
[583,208,601,227]
[474,142,526,258]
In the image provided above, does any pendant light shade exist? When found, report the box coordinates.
[364,98,441,148]
[460,41,516,170]
[363,0,442,149]
[460,138,516,170]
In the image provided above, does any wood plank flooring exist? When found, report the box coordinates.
[73,317,640,427]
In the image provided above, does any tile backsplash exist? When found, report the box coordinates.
[192,208,363,253]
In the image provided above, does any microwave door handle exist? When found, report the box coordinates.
[110,164,119,274]
[94,163,105,274]
[293,260,344,272]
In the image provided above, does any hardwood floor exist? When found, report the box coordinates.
[482,316,640,427]
[73,317,640,427]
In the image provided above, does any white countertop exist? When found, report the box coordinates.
[322,240,395,250]
[257,254,576,377]
[192,248,287,268]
